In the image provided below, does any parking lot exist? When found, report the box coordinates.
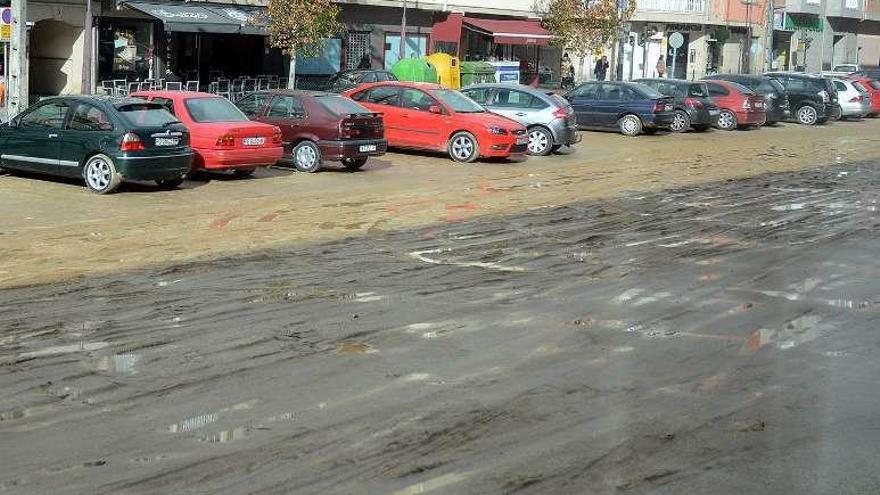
[2,119,880,289]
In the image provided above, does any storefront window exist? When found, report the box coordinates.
[99,20,155,81]
[384,33,427,70]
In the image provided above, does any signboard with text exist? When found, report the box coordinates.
[1,8,12,43]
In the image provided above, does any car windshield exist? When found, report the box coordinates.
[116,103,179,127]
[318,95,372,116]
[184,97,249,123]
[432,89,485,113]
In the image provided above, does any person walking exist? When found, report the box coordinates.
[560,52,574,89]
[594,55,609,81]
[656,55,666,78]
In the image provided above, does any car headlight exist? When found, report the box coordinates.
[487,126,508,135]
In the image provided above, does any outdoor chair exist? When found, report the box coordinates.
[112,80,127,96]
[165,81,182,91]
[216,79,231,99]
[185,80,199,92]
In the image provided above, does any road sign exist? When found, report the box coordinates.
[0,8,11,43]
[668,32,684,50]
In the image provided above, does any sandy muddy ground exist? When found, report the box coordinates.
[1,120,880,288]
[1,160,879,494]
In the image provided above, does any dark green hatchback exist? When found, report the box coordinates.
[0,95,193,194]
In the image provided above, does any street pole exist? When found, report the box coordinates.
[399,0,407,61]
[615,0,627,80]
[765,0,775,71]
[742,0,753,73]
[81,0,92,94]
[9,0,27,117]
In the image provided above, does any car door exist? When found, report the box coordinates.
[484,88,538,126]
[353,85,403,145]
[261,94,308,150]
[1,99,70,174]
[60,102,116,178]
[566,83,599,127]
[398,87,445,149]
[593,84,627,127]
[705,81,731,110]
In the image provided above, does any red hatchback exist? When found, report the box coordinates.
[132,91,283,176]
[846,75,880,116]
[342,81,528,163]
[701,80,767,130]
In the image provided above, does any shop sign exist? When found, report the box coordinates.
[784,13,823,32]
[151,8,208,20]
[222,8,251,23]
[773,11,786,30]
[0,8,11,42]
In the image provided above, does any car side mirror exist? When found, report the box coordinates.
[429,105,442,114]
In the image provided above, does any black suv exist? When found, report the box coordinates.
[634,78,719,132]
[703,74,790,125]
[764,72,838,125]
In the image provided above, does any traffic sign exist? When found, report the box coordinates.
[668,32,684,49]
[0,8,11,42]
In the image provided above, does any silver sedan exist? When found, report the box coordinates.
[461,83,581,156]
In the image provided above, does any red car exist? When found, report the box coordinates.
[846,75,880,116]
[131,91,283,176]
[701,80,767,131]
[342,81,528,163]
[235,90,386,172]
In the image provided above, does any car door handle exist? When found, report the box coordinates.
[48,133,58,138]
[515,112,527,116]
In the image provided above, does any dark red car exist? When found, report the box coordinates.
[846,75,880,116]
[702,80,766,130]
[235,90,386,172]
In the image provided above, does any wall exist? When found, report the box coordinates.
[28,0,98,95]
[337,0,538,17]
[858,33,880,67]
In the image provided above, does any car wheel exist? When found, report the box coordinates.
[795,105,818,125]
[342,157,368,171]
[155,178,184,190]
[448,131,479,163]
[550,144,563,153]
[716,110,737,131]
[669,110,690,133]
[526,126,553,156]
[692,124,710,132]
[84,154,123,194]
[618,114,642,136]
[233,167,256,177]
[292,141,322,173]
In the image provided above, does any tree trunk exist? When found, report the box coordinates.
[288,55,297,89]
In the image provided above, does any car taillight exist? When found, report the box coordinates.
[120,132,144,152]
[684,97,704,109]
[216,133,235,147]
[553,107,569,119]
[850,95,863,102]
[652,101,666,113]
[819,90,830,102]
[272,127,282,144]
[743,99,752,110]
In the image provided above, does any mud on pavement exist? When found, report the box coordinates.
[2,162,880,494]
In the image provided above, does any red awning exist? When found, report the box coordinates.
[462,17,552,46]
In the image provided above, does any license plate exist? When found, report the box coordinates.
[358,144,377,152]
[243,137,265,146]
[709,110,719,115]
[155,137,179,146]
[516,136,528,145]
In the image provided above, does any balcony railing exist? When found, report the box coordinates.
[637,0,706,13]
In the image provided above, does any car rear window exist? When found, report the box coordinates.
[687,83,709,97]
[317,96,372,116]
[870,80,880,90]
[853,81,868,93]
[184,97,249,123]
[116,103,179,127]
[633,84,664,99]
[727,81,755,95]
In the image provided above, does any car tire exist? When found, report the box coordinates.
[292,141,322,173]
[795,105,819,125]
[669,110,690,133]
[550,144,563,153]
[716,110,737,131]
[342,157,368,171]
[233,167,256,177]
[448,131,480,163]
[618,114,642,136]
[526,126,553,156]
[83,154,123,194]
[692,124,710,132]
[155,178,184,189]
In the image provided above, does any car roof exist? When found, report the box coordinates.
[131,90,219,99]
[354,81,443,91]
[636,78,695,85]
[253,89,338,97]
[463,83,551,94]
[42,94,153,108]
[766,71,821,79]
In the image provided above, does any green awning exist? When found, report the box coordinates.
[785,13,823,32]
[124,1,266,35]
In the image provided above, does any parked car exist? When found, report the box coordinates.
[236,90,387,172]
[846,75,880,116]
[765,72,838,124]
[828,78,871,119]
[132,90,283,176]
[564,81,675,136]
[343,81,528,163]
[855,69,880,80]
[459,83,580,155]
[703,74,790,124]
[633,78,718,132]
[701,80,766,130]
[832,64,859,74]
[325,70,398,93]
[0,95,192,194]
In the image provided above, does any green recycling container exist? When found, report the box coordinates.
[460,61,497,87]
[391,58,439,84]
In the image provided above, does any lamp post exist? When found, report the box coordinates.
[741,0,756,74]
[399,0,407,61]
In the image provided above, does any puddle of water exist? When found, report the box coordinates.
[613,288,644,303]
[18,341,109,359]
[744,315,823,351]
[199,426,252,444]
[771,203,805,211]
[168,413,218,433]
[354,292,383,302]
[95,352,140,375]
[336,342,376,354]
[391,471,472,495]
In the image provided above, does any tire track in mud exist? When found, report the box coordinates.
[1,164,880,494]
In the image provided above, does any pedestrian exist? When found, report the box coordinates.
[594,55,609,81]
[560,53,574,89]
[357,55,371,69]
[656,55,666,78]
